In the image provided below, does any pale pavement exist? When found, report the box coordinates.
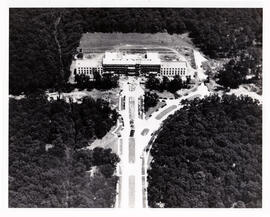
[115,75,210,208]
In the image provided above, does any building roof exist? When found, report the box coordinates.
[102,51,161,66]
[75,55,103,68]
[161,61,187,68]
[75,51,188,69]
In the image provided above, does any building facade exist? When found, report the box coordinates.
[159,61,187,78]
[74,51,190,80]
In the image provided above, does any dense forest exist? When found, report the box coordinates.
[9,95,119,207]
[147,95,262,208]
[9,8,262,94]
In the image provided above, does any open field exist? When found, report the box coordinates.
[78,32,196,70]
[80,32,194,51]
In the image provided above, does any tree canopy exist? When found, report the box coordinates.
[9,95,119,207]
[144,91,159,112]
[145,75,185,93]
[147,95,262,208]
[217,48,262,89]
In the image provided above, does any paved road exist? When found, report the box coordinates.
[116,77,144,208]
[115,76,210,208]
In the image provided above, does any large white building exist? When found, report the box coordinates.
[75,51,190,80]
[159,61,187,77]
[75,57,103,80]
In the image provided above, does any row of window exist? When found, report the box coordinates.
[77,66,186,76]
[160,71,186,76]
[161,67,186,72]
[77,67,103,74]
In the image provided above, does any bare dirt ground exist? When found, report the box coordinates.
[86,88,120,110]
[78,32,196,67]
[80,32,194,50]
[47,88,120,110]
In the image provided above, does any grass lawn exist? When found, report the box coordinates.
[186,94,201,101]
[89,128,118,153]
[147,154,153,170]
[155,105,177,120]
[151,90,175,99]
[141,128,150,136]
[145,101,166,120]
[129,97,135,120]
[129,137,135,163]
[129,175,135,208]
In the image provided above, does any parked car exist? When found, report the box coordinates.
[130,130,135,137]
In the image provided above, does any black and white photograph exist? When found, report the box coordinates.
[1,0,269,216]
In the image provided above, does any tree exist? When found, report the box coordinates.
[217,59,248,89]
[9,95,120,207]
[144,91,159,112]
[147,95,262,208]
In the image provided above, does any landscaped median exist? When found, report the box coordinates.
[155,105,177,120]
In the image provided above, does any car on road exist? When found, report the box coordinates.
[130,130,135,137]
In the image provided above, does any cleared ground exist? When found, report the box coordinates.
[80,32,194,50]
[89,130,118,153]
[78,32,195,64]
[48,88,120,111]
[87,88,120,110]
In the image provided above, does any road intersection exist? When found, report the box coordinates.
[115,75,210,208]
